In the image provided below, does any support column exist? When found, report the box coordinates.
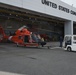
[64,20,73,36]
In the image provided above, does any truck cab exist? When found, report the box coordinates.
[63,35,76,51]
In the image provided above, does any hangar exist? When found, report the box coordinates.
[0,0,76,41]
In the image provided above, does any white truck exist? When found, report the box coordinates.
[63,35,76,51]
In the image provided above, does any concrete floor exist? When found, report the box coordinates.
[0,43,76,75]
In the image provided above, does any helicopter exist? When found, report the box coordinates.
[8,25,46,47]
[0,25,8,42]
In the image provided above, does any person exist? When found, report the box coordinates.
[59,36,63,47]
[41,37,44,42]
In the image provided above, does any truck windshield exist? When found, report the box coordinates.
[65,36,71,42]
[73,36,76,40]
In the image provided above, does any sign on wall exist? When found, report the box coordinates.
[41,0,76,16]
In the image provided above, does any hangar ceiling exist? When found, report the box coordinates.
[0,6,65,23]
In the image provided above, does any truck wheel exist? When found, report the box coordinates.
[67,47,72,52]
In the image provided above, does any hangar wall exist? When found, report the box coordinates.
[0,0,76,21]
[0,0,76,35]
[65,21,73,35]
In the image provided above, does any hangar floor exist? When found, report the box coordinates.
[0,43,76,75]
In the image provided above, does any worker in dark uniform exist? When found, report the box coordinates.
[59,36,63,47]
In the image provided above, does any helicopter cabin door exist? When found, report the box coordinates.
[24,35,29,43]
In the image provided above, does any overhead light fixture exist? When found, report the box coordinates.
[9,13,11,15]
[7,26,12,28]
[16,15,18,16]
[8,17,9,19]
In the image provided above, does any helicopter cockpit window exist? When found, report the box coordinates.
[31,33,38,43]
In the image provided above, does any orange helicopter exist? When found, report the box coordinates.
[8,26,46,47]
[0,26,9,42]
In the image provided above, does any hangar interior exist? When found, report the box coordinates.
[0,4,65,42]
[73,22,76,35]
